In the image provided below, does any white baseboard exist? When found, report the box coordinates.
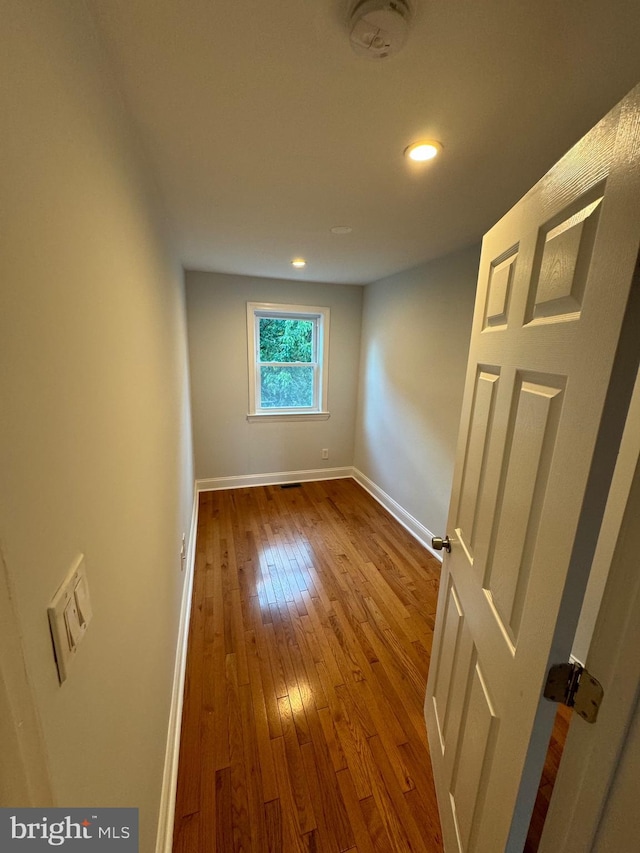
[352,468,443,562]
[196,466,353,492]
[196,467,442,561]
[155,484,200,853]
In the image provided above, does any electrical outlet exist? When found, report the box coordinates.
[321,448,329,460]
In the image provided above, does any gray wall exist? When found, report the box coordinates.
[354,245,480,536]
[186,271,363,480]
[0,3,193,851]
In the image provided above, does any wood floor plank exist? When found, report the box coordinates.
[317,703,349,774]
[264,798,282,853]
[302,701,355,852]
[173,812,199,853]
[359,736,417,853]
[253,619,283,741]
[335,682,376,739]
[326,597,378,684]
[300,740,342,852]
[323,684,373,800]
[524,704,572,852]
[344,678,415,793]
[231,586,250,686]
[369,733,437,853]
[405,788,444,851]
[285,603,329,711]
[403,603,437,647]
[239,682,268,850]
[411,638,431,682]
[369,658,428,752]
[198,704,217,850]
[244,629,278,802]
[215,767,232,853]
[211,526,230,773]
[300,592,345,688]
[359,791,395,853]
[225,654,253,853]
[362,620,426,715]
[335,769,377,853]
[397,739,441,817]
[352,663,406,743]
[362,563,413,633]
[264,620,288,700]
[276,695,316,835]
[271,736,313,853]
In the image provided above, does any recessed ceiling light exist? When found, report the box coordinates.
[330,226,353,235]
[404,140,442,162]
[291,258,306,268]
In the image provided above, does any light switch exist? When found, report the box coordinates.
[48,554,93,683]
[63,599,82,648]
[74,574,92,626]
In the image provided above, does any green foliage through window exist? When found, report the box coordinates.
[258,318,313,363]
[260,365,314,408]
[258,317,315,408]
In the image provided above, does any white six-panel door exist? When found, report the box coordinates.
[425,85,640,853]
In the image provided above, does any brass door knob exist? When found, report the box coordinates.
[431,536,451,553]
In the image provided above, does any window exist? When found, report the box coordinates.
[247,302,330,420]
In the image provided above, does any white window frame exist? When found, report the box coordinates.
[246,302,330,421]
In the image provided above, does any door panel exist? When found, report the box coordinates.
[431,578,463,752]
[425,85,640,853]
[484,373,565,646]
[483,250,517,330]
[526,189,604,323]
[456,368,500,559]
[432,578,474,764]
[450,657,498,853]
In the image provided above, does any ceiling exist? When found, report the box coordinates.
[85,0,640,284]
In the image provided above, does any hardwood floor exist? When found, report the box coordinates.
[523,704,572,852]
[173,478,444,852]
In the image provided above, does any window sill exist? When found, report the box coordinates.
[247,411,330,423]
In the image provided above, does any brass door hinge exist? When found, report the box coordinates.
[543,662,603,724]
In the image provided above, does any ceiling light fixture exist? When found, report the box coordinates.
[330,226,353,235]
[404,140,442,162]
[291,258,306,268]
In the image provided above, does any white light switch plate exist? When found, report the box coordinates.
[48,554,92,683]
